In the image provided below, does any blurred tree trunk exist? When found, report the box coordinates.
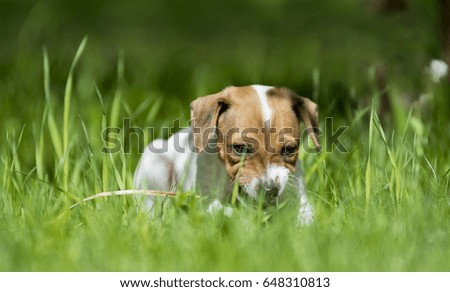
[441,0,450,68]
[366,0,408,14]
[365,0,408,118]
[368,0,449,67]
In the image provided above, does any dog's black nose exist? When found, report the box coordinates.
[264,187,279,198]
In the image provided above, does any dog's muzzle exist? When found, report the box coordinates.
[240,184,280,199]
[240,165,290,199]
[263,187,280,199]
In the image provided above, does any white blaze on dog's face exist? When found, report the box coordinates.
[190,85,320,198]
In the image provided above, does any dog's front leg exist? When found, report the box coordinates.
[294,164,314,225]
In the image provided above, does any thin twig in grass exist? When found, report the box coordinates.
[424,155,438,183]
[69,190,177,209]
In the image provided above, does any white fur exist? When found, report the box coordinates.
[252,85,273,122]
[238,162,314,224]
[266,164,290,195]
[134,129,231,209]
[294,164,314,225]
[242,165,291,198]
[134,129,195,191]
[244,178,260,199]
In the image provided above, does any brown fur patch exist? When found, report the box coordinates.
[190,85,320,190]
[215,86,301,185]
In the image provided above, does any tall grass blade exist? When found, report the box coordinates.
[43,49,63,159]
[365,103,374,211]
[373,112,403,207]
[96,85,109,192]
[231,152,247,206]
[110,51,124,127]
[63,36,88,189]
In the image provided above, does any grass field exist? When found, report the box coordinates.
[1,1,449,271]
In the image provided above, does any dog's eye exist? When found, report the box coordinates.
[281,145,298,156]
[232,144,252,156]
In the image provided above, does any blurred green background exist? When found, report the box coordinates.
[1,0,446,166]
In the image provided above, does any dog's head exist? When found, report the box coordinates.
[190,85,320,198]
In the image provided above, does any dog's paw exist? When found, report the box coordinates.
[207,199,233,217]
[297,204,314,226]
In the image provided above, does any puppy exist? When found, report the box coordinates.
[134,85,321,224]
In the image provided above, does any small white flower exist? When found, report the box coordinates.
[429,59,448,83]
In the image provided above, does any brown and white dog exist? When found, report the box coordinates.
[134,85,320,224]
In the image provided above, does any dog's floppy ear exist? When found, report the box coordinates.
[190,90,228,152]
[293,96,321,151]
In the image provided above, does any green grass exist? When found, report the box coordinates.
[1,36,450,271]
